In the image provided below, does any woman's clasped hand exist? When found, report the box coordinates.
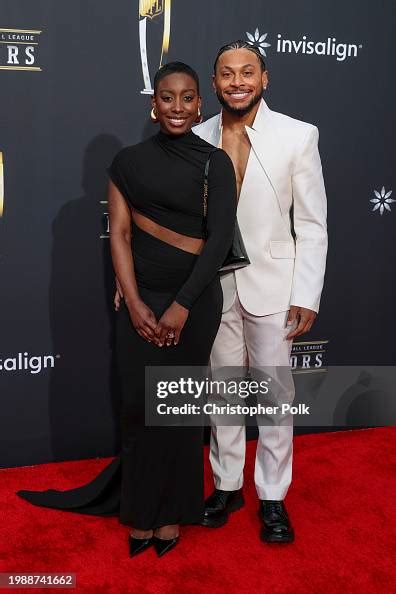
[126,297,188,347]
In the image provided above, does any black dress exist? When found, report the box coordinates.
[17,129,237,530]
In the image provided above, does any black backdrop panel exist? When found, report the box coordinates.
[0,0,395,467]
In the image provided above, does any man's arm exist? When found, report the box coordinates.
[287,126,328,338]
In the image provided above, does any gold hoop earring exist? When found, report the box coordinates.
[150,108,158,123]
[195,108,203,124]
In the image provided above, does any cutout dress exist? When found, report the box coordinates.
[17,129,237,530]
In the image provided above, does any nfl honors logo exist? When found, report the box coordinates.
[140,0,164,19]
[0,27,43,71]
[139,0,171,94]
[291,340,329,374]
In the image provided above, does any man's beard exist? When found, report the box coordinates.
[216,87,263,117]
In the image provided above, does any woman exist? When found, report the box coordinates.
[17,62,237,557]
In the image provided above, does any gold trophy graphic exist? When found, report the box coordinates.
[0,152,4,217]
[139,0,171,94]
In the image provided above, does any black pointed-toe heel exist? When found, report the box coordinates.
[128,534,154,557]
[153,535,179,557]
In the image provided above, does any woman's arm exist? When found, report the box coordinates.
[114,276,123,311]
[174,149,237,307]
[108,180,157,342]
[154,150,237,346]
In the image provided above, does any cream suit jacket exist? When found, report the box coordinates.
[193,99,328,315]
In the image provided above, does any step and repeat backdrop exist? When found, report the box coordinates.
[0,0,395,467]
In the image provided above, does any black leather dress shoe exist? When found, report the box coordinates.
[129,534,154,557]
[153,535,179,557]
[259,500,294,543]
[201,489,244,528]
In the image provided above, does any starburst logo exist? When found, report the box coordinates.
[370,187,394,216]
[246,28,271,57]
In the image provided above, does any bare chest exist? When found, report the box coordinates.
[221,130,251,199]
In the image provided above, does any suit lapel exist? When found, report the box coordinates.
[197,114,222,148]
[197,102,288,215]
[244,99,287,216]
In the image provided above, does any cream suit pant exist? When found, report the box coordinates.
[209,293,295,501]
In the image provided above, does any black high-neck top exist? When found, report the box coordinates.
[108,129,237,309]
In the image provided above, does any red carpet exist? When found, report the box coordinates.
[0,428,395,594]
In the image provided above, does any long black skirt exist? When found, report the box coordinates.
[17,223,223,530]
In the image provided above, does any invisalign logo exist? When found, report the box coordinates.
[0,352,60,374]
[276,34,363,62]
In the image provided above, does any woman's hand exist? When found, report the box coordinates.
[127,298,157,342]
[154,302,189,347]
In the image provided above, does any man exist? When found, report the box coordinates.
[192,40,327,543]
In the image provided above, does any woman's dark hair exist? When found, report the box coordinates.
[213,40,266,73]
[153,61,200,94]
